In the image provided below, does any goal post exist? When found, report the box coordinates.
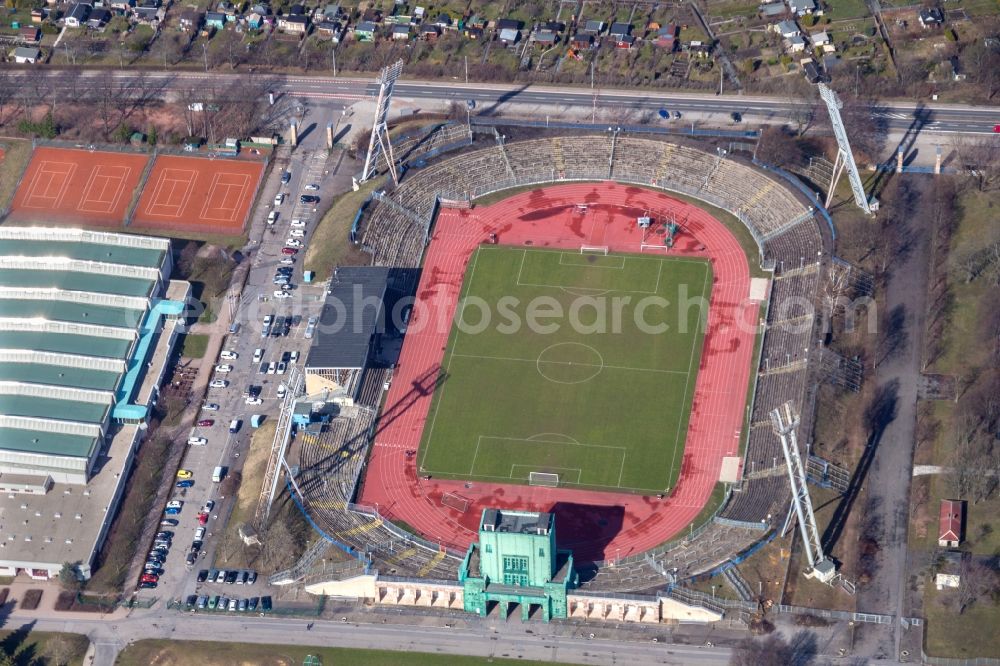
[528,472,560,488]
[580,245,609,256]
[441,492,470,513]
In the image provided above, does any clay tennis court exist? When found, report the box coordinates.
[131,155,264,234]
[358,182,759,562]
[8,147,149,227]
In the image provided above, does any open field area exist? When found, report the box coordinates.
[115,640,565,666]
[0,629,89,666]
[418,246,711,494]
[0,140,32,211]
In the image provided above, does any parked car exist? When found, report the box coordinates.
[202,402,220,411]
[215,364,233,373]
[289,229,305,238]
[197,596,209,609]
[276,362,286,375]
[160,518,178,527]
[253,348,264,363]
[198,512,210,525]
[167,499,184,509]
[141,573,159,583]
[267,362,276,375]
[273,291,291,299]
[279,257,295,266]
[248,597,259,611]
[290,351,300,364]
[239,598,249,611]
[225,570,238,584]
[176,480,194,488]
[285,239,302,248]
[281,171,291,184]
[281,247,298,256]
[215,570,227,583]
[290,219,306,227]
[197,570,209,582]
[203,500,215,512]
[299,195,319,204]
[209,379,229,389]
[247,570,257,584]
[228,598,238,611]
[209,595,220,609]
[273,193,284,205]
[187,437,207,446]
[176,470,193,479]
[195,527,206,541]
[156,531,173,539]
[139,581,157,589]
[267,211,279,225]
[304,184,319,191]
[197,419,214,427]
[261,596,272,611]
[220,350,238,360]
[185,551,197,566]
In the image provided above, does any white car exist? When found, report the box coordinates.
[209,379,229,389]
[187,437,208,446]
[166,500,183,510]
[290,219,306,228]
[277,384,287,399]
[252,348,264,363]
[273,290,292,299]
[220,350,238,360]
[202,402,220,411]
[215,364,233,373]
[289,229,305,238]
[195,527,206,541]
[279,257,295,265]
[304,184,320,191]
[285,239,302,248]
[290,350,299,364]
[245,396,263,405]
[267,362,276,375]
[267,211,278,225]
[273,193,284,206]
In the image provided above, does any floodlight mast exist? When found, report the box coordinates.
[818,83,874,215]
[360,60,404,185]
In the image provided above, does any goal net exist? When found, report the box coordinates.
[441,492,470,513]
[528,472,560,488]
[580,245,609,256]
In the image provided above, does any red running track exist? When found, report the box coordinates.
[358,182,758,562]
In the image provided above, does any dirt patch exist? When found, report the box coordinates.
[20,589,42,610]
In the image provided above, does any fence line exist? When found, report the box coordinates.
[470,116,760,141]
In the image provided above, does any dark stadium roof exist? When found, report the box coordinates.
[306,266,391,370]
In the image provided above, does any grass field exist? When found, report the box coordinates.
[418,246,711,494]
[116,640,570,666]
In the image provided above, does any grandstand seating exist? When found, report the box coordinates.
[760,323,813,370]
[719,476,790,524]
[750,369,807,422]
[767,270,820,325]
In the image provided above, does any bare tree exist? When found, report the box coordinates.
[952,135,1000,191]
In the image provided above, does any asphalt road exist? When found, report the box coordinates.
[6,610,737,666]
[8,69,1000,135]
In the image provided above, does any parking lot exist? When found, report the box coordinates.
[137,145,343,603]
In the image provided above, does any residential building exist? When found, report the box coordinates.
[392,23,410,39]
[919,7,943,28]
[19,26,41,42]
[608,22,632,40]
[13,46,41,63]
[65,3,91,27]
[354,20,377,41]
[278,14,308,33]
[760,2,786,18]
[774,19,799,38]
[87,8,111,27]
[498,27,519,43]
[580,19,603,35]
[787,0,817,15]
[938,499,963,547]
[935,551,962,590]
[205,11,226,29]
[653,23,677,49]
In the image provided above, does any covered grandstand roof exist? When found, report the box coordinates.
[0,228,171,463]
[307,267,392,370]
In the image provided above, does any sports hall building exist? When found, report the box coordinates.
[0,227,190,579]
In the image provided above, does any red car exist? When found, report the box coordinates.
[197,512,209,525]
[141,573,159,583]
[994,124,1000,133]
[197,419,214,427]
[281,247,298,255]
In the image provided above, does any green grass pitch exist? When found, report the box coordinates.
[417,246,712,494]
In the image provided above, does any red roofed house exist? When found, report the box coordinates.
[938,499,963,548]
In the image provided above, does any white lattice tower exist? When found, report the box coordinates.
[770,401,827,571]
[818,83,873,215]
[361,60,404,185]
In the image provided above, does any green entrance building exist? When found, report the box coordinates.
[459,509,578,621]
